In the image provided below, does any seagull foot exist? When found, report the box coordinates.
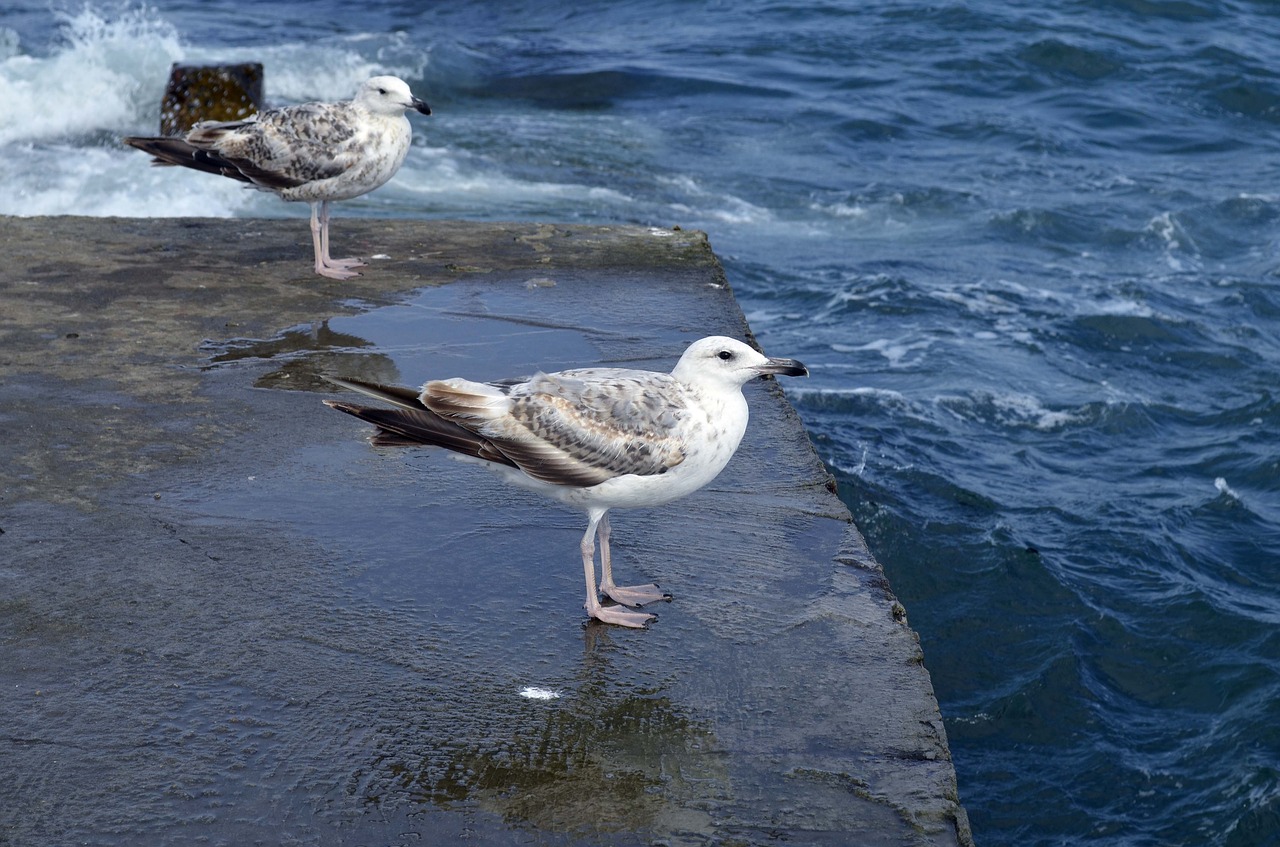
[316,264,363,280]
[587,603,657,629]
[315,257,367,279]
[602,583,672,608]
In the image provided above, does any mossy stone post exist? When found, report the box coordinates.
[159,62,264,136]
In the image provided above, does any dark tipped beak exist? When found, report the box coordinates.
[412,97,432,116]
[754,357,808,378]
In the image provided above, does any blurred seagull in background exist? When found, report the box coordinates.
[124,75,431,280]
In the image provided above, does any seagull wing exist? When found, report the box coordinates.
[424,370,689,488]
[182,101,362,190]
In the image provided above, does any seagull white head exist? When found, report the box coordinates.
[358,75,431,116]
[671,336,808,389]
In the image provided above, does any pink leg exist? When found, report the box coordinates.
[598,513,671,607]
[318,201,366,270]
[309,201,365,280]
[581,509,655,628]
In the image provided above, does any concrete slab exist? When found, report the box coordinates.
[0,216,973,846]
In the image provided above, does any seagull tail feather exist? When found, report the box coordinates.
[323,399,518,469]
[323,377,425,411]
[421,378,510,423]
[122,135,256,184]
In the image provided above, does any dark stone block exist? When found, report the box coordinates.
[160,62,264,136]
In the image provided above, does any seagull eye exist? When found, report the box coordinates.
[377,87,387,95]
[717,350,734,361]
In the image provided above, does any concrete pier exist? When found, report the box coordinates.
[0,216,973,846]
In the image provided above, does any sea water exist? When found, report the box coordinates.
[3,2,1280,844]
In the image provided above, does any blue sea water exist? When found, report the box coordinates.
[3,1,1280,844]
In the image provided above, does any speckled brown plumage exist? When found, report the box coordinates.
[123,75,430,279]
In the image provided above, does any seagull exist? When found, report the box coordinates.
[124,75,431,280]
[324,336,808,628]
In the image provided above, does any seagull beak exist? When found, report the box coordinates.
[411,97,432,116]
[753,357,808,378]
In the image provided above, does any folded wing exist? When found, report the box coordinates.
[326,370,689,489]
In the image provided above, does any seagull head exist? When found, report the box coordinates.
[360,75,432,116]
[672,336,808,390]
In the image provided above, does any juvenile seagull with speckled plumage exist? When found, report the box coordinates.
[124,75,430,280]
[324,336,808,628]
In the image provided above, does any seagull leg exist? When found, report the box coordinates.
[310,200,365,279]
[318,200,367,270]
[597,513,672,607]
[581,509,655,628]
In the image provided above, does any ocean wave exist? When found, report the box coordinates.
[832,335,934,368]
[182,31,430,106]
[392,144,633,210]
[0,3,432,146]
[480,65,790,109]
[1017,38,1125,83]
[0,3,446,218]
[933,390,1100,432]
[786,384,915,414]
[0,4,180,145]
[656,175,774,226]
[0,141,258,217]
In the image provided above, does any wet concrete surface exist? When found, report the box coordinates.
[0,216,973,846]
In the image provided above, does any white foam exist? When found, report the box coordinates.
[0,5,181,146]
[832,336,933,367]
[393,151,633,212]
[810,200,869,219]
[932,287,1021,316]
[788,385,908,402]
[944,391,1088,431]
[1087,297,1157,319]
[659,174,774,225]
[1145,211,1200,272]
[0,143,261,217]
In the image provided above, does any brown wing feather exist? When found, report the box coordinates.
[123,132,310,190]
[123,136,252,183]
[421,371,688,488]
[193,103,357,187]
[329,369,692,490]
[123,97,363,191]
[323,400,518,468]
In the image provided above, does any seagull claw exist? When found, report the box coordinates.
[587,603,657,628]
[602,583,673,608]
[316,266,362,280]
